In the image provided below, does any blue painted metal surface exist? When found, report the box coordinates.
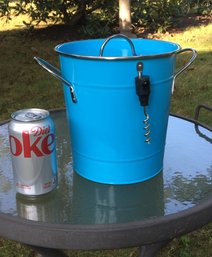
[36,36,197,184]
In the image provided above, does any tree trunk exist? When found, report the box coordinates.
[119,0,135,36]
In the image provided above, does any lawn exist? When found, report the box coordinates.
[0,14,211,257]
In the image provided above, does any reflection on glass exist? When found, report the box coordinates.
[71,171,164,224]
[15,171,164,225]
[16,191,59,222]
[164,167,212,212]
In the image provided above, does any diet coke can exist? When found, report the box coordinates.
[8,108,57,196]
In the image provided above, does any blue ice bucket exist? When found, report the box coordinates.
[34,34,197,184]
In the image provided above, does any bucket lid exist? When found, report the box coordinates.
[55,34,181,60]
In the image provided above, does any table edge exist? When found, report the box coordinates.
[0,108,211,249]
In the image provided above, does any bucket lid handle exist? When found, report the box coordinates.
[99,34,137,57]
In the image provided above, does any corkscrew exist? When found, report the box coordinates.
[135,62,151,143]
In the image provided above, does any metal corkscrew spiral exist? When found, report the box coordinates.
[143,106,151,143]
[135,62,151,143]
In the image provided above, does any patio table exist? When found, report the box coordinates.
[0,108,211,257]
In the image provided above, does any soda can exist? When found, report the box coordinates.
[8,108,57,196]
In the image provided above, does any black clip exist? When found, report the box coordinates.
[135,62,150,106]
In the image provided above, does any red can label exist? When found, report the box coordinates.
[9,125,55,158]
[9,109,57,196]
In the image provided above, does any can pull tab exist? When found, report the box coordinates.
[135,62,151,143]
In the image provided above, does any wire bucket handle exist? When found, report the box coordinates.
[34,57,77,103]
[174,48,197,78]
[172,48,197,92]
[99,34,137,57]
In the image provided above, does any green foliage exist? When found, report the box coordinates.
[80,5,117,38]
[0,0,9,18]
[131,0,177,32]
[131,0,212,32]
[80,17,113,38]
[0,0,110,27]
[185,0,212,15]
[0,0,211,34]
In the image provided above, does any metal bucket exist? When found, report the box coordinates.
[34,34,197,184]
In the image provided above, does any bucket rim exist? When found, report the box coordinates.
[54,38,182,60]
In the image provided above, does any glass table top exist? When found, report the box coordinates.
[0,110,211,225]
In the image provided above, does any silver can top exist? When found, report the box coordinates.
[11,108,49,122]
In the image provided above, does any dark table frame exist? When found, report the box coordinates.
[0,105,211,257]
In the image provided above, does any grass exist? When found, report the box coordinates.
[0,31,64,120]
[0,15,211,257]
[0,21,211,124]
[160,23,212,126]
